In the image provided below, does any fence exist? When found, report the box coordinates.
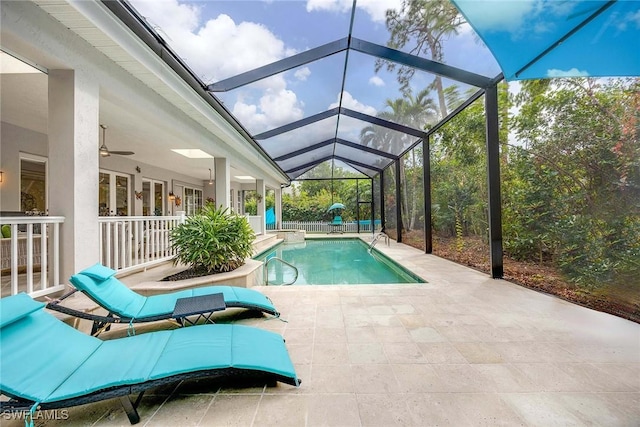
[98,215,183,273]
[281,220,382,233]
[1,216,65,298]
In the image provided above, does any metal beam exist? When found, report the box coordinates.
[395,160,402,243]
[334,156,382,172]
[380,170,385,232]
[336,138,398,159]
[285,155,332,173]
[423,136,432,254]
[273,139,334,161]
[207,38,349,92]
[351,37,494,89]
[341,107,429,139]
[254,108,339,140]
[485,84,503,278]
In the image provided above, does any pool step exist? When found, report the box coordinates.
[253,233,282,256]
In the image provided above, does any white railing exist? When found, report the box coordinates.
[98,215,183,273]
[281,220,382,233]
[246,215,263,235]
[1,216,65,298]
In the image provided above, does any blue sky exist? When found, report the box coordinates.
[129,0,501,136]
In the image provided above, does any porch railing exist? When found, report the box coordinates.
[98,215,183,273]
[281,220,382,233]
[1,216,65,298]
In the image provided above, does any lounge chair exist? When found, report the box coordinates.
[47,263,279,336]
[0,293,300,425]
[328,215,344,234]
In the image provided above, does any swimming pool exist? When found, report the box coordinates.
[254,238,424,285]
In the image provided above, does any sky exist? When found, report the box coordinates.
[128,0,502,139]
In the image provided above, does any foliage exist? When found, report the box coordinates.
[170,204,255,273]
[504,78,640,289]
[379,0,464,117]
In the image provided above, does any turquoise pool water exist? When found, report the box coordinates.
[254,238,424,285]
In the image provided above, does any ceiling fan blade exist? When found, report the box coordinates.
[109,151,135,156]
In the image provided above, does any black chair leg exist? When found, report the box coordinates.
[119,394,143,424]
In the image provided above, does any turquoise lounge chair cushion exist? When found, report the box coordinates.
[81,263,117,281]
[0,294,298,406]
[0,292,45,328]
[69,264,278,319]
[0,294,101,402]
[70,273,147,318]
[136,286,276,318]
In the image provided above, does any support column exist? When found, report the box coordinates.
[380,170,385,231]
[423,137,433,253]
[214,157,230,209]
[48,69,100,284]
[485,84,504,278]
[256,180,265,235]
[275,187,282,230]
[395,160,402,243]
[370,179,375,235]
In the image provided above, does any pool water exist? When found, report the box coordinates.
[254,238,424,285]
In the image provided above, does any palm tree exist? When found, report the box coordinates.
[360,89,439,230]
[378,0,465,119]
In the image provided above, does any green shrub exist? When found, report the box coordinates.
[170,205,255,273]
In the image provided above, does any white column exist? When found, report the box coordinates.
[48,69,100,284]
[256,179,265,235]
[275,187,282,230]
[214,157,230,209]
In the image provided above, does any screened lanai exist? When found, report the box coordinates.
[110,0,640,280]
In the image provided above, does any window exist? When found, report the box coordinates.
[99,170,130,216]
[20,154,47,213]
[142,179,165,216]
[183,187,203,216]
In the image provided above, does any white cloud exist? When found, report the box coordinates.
[306,0,402,23]
[329,91,377,116]
[369,75,385,87]
[618,10,640,31]
[131,1,291,81]
[130,0,304,132]
[233,88,304,134]
[546,68,590,78]
[294,67,311,81]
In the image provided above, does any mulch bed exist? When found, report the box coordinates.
[403,232,639,324]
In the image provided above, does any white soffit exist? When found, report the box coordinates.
[31,0,288,184]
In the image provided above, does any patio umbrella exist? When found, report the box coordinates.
[327,202,346,212]
[452,0,640,81]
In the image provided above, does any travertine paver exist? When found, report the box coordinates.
[4,236,639,426]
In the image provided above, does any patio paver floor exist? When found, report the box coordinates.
[3,237,639,426]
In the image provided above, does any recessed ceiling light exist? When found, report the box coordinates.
[234,175,255,180]
[171,149,213,159]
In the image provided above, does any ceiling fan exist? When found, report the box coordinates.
[99,124,134,157]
